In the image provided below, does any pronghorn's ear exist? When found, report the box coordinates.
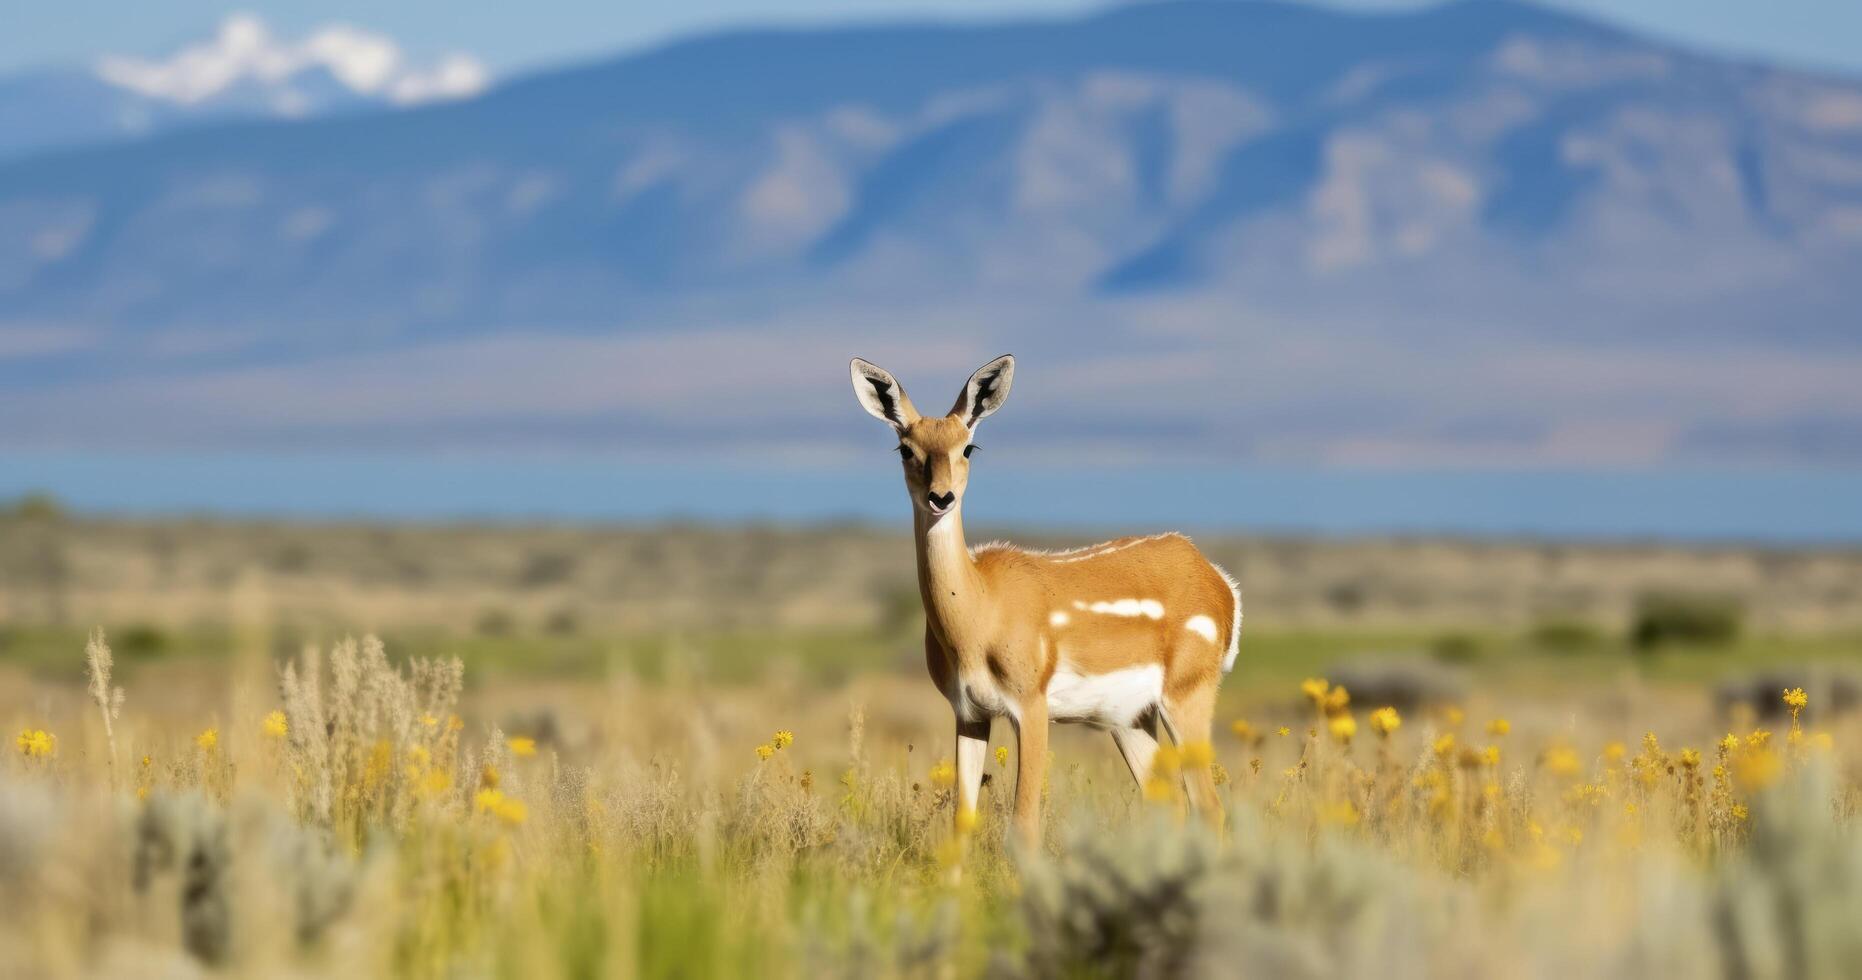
[950,354,1014,428]
[850,357,919,430]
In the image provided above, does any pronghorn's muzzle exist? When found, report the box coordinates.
[926,490,956,513]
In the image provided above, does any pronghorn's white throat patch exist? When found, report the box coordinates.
[1045,664,1163,728]
[1073,598,1164,619]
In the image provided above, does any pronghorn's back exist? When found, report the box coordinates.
[972,532,1241,694]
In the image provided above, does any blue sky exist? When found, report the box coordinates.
[6,0,1862,77]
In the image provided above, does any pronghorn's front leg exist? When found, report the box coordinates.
[1009,696,1049,846]
[928,629,991,832]
[953,717,989,827]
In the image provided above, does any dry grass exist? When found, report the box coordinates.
[4,631,1861,978]
[6,512,1862,636]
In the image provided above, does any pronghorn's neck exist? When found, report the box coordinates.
[914,505,986,647]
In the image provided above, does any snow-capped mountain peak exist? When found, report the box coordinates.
[93,12,488,112]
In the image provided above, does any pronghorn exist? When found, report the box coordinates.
[850,354,1241,843]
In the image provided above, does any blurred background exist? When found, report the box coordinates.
[2,0,1860,730]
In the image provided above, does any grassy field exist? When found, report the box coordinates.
[3,623,1861,977]
[3,514,1862,976]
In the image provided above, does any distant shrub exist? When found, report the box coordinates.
[475,609,516,637]
[517,551,577,589]
[117,624,169,659]
[7,492,65,521]
[1430,633,1485,664]
[1323,581,1367,615]
[544,607,580,635]
[269,542,312,573]
[1528,618,1604,653]
[1327,655,1468,711]
[1631,593,1742,650]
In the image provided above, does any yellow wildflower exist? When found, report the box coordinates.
[1328,713,1357,744]
[1210,761,1230,786]
[1182,740,1215,769]
[954,806,978,834]
[1323,685,1350,714]
[447,714,465,732]
[1718,733,1740,753]
[928,759,956,788]
[1318,801,1360,827]
[507,736,538,757]
[755,743,776,761]
[995,745,1010,767]
[1230,718,1255,741]
[1542,746,1582,778]
[1734,749,1781,791]
[195,728,219,752]
[417,769,452,799]
[1300,677,1330,705]
[772,729,795,750]
[1442,706,1466,727]
[474,788,527,825]
[15,729,55,758]
[1152,743,1182,777]
[1678,748,1701,769]
[419,713,439,728]
[1487,718,1511,736]
[1482,745,1501,767]
[1369,707,1401,736]
[1143,775,1175,803]
[1276,726,1291,737]
[1602,741,1627,763]
[1783,687,1808,710]
[1432,733,1457,758]
[262,710,288,738]
[1748,729,1772,748]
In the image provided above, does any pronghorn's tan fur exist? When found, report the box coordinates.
[850,354,1242,842]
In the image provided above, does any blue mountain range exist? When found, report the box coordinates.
[2,1,1859,465]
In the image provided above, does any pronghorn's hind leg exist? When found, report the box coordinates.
[1160,684,1225,825]
[1110,708,1162,791]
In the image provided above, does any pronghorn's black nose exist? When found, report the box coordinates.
[927,490,956,510]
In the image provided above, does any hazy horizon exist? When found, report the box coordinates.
[3,451,1858,543]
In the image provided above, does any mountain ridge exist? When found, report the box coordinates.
[1,0,1859,466]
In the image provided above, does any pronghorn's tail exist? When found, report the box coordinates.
[1212,561,1243,673]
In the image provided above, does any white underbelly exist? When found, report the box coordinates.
[1045,664,1162,728]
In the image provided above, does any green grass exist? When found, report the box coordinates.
[2,620,1857,695]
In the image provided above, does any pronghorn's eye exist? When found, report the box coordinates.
[963,444,978,459]
[897,446,913,461]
